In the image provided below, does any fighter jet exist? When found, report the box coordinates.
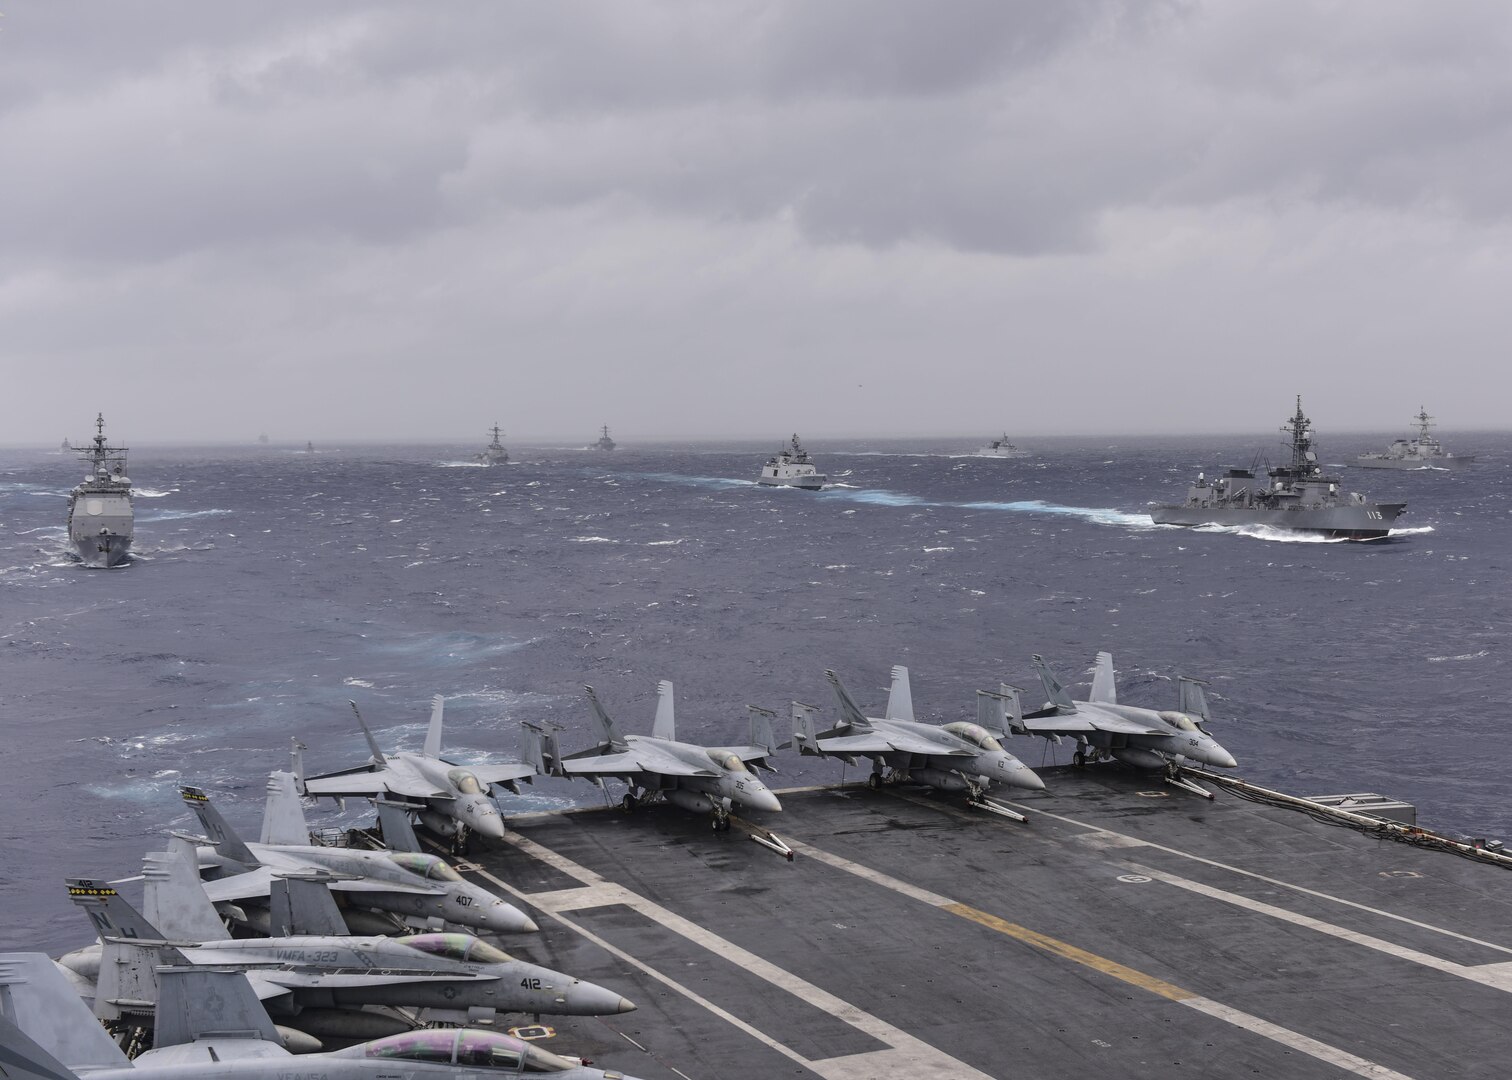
[540,681,782,831]
[0,952,648,1079]
[62,854,635,1027]
[1018,652,1237,792]
[793,667,1045,815]
[180,774,538,935]
[299,697,537,850]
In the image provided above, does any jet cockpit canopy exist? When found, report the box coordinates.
[941,722,1004,752]
[342,1027,584,1070]
[398,932,513,965]
[447,768,484,794]
[389,851,465,882]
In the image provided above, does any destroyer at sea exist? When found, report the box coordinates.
[757,433,827,490]
[972,432,1029,458]
[65,413,134,568]
[475,423,509,465]
[1151,396,1405,540]
[1356,406,1476,470]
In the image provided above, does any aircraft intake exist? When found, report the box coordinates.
[663,789,718,814]
[910,768,970,792]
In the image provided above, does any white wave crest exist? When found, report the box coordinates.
[1427,650,1490,663]
[135,487,178,498]
[570,536,619,543]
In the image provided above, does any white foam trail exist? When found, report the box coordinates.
[138,508,231,522]
[134,487,178,498]
[1427,650,1490,663]
[570,536,618,543]
[436,461,489,468]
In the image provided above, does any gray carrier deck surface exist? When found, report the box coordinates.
[467,770,1509,1079]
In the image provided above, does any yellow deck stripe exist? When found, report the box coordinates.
[943,902,1196,1002]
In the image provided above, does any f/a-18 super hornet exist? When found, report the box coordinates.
[180,774,538,935]
[792,667,1044,820]
[536,681,782,832]
[1018,652,1237,797]
[61,853,634,1035]
[0,953,648,1080]
[299,697,538,851]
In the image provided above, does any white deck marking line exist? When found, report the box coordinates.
[785,833,1419,1080]
[780,835,956,907]
[1182,999,1417,1080]
[1000,796,1512,957]
[486,830,998,1080]
[1128,863,1512,993]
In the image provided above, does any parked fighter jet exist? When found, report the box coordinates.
[539,681,781,831]
[180,775,537,934]
[794,667,1044,815]
[1019,652,1237,791]
[0,953,647,1079]
[300,697,537,850]
[63,861,634,1025]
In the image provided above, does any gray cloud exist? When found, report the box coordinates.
[2,1,1511,440]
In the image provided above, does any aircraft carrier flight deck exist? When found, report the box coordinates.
[464,769,1511,1080]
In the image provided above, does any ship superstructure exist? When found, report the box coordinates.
[1356,406,1475,470]
[65,413,134,568]
[757,433,827,490]
[594,425,616,451]
[973,433,1029,458]
[476,423,510,465]
[1151,397,1405,540]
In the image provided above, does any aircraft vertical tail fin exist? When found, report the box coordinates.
[747,705,779,755]
[423,694,445,759]
[520,723,560,777]
[823,671,874,732]
[374,799,423,853]
[1031,655,1078,713]
[0,952,130,1073]
[66,877,167,943]
[790,702,823,755]
[260,771,311,847]
[976,689,1008,736]
[1179,676,1213,724]
[290,737,306,791]
[999,683,1029,735]
[154,967,281,1049]
[652,680,677,741]
[270,876,348,937]
[180,786,258,865]
[143,834,231,941]
[350,700,388,766]
[582,686,630,752]
[885,665,916,722]
[1090,652,1118,704]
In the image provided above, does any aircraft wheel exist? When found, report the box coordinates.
[1073,751,1086,767]
[867,773,882,790]
[621,793,638,812]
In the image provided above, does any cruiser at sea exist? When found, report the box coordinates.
[1150,397,1405,540]
[66,413,134,567]
[758,434,827,490]
[476,423,509,465]
[973,433,1029,458]
[593,425,616,451]
[1356,406,1475,470]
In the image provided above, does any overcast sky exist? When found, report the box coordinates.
[3,1,1510,443]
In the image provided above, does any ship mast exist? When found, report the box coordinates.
[488,423,504,449]
[1281,395,1318,475]
[1414,406,1434,441]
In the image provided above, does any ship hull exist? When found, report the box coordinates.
[70,531,133,568]
[757,476,825,490]
[1355,455,1475,470]
[1150,503,1406,540]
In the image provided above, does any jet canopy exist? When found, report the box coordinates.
[343,1027,583,1070]
[398,932,513,965]
[941,722,1004,753]
[1158,711,1201,732]
[389,852,465,882]
[710,751,749,773]
[448,768,484,794]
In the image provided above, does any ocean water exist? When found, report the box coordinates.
[2,433,1507,953]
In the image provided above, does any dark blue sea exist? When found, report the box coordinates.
[3,433,1508,954]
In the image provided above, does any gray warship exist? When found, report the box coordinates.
[65,413,134,568]
[594,424,616,451]
[1356,406,1475,470]
[757,433,827,489]
[475,423,509,465]
[973,432,1029,458]
[1151,396,1406,540]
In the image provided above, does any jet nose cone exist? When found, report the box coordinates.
[1210,747,1238,769]
[483,900,538,934]
[562,980,639,1016]
[475,813,506,840]
[745,788,782,813]
[1015,767,1047,792]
